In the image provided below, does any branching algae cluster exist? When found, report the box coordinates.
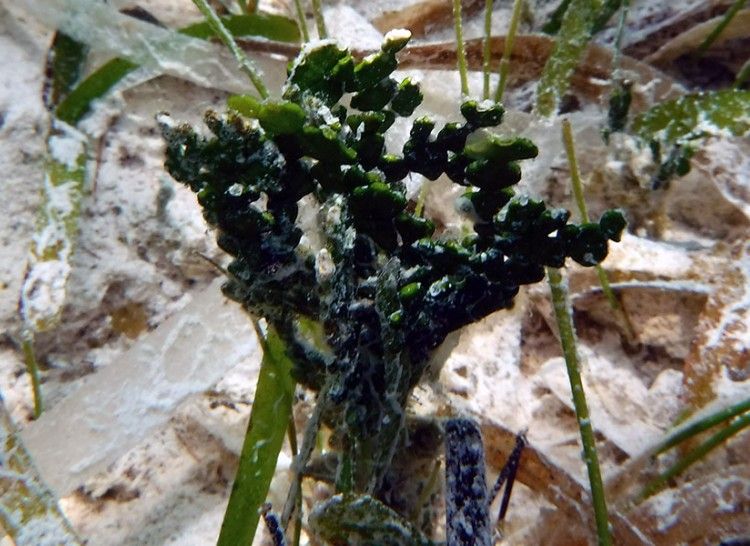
[160,31,624,543]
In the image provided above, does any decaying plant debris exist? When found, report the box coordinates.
[1,0,749,544]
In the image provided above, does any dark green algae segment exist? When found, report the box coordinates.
[162,33,624,496]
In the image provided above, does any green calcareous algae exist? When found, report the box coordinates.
[161,30,624,544]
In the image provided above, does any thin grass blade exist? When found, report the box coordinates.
[482,0,494,100]
[452,0,469,96]
[191,0,270,97]
[55,58,138,125]
[736,57,750,88]
[19,120,88,337]
[311,0,327,39]
[494,0,524,102]
[546,267,612,545]
[535,0,602,117]
[0,401,83,545]
[44,32,88,108]
[541,0,573,35]
[180,13,300,42]
[591,0,625,34]
[654,396,750,456]
[561,119,634,341]
[19,31,91,417]
[292,0,310,42]
[696,0,748,56]
[56,12,299,126]
[639,411,750,501]
[217,324,296,546]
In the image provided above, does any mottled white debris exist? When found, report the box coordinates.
[21,280,259,496]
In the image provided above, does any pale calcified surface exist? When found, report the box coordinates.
[1,1,749,545]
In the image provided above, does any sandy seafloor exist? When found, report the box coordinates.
[1,0,750,544]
